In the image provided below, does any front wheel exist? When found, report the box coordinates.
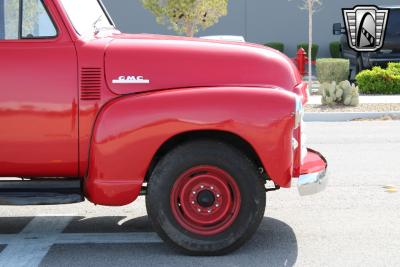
[146,140,266,255]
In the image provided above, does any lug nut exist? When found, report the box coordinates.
[215,204,219,207]
[208,209,212,213]
[192,191,196,195]
[210,186,214,190]
[197,208,201,212]
[200,185,204,189]
[191,201,195,204]
[216,194,220,198]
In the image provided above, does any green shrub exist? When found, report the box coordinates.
[356,64,400,94]
[329,41,341,58]
[316,58,349,83]
[387,62,400,75]
[264,42,285,53]
[297,43,319,61]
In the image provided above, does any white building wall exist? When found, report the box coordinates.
[102,0,399,57]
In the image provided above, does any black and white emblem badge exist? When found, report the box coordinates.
[342,6,389,52]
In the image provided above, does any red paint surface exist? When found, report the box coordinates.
[105,34,302,96]
[85,87,296,205]
[0,0,78,177]
[300,149,327,175]
[170,166,241,236]
[0,0,325,206]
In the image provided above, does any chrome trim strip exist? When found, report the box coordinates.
[294,96,304,129]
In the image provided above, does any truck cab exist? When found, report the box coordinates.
[0,0,327,255]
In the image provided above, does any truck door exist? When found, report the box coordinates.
[0,0,78,177]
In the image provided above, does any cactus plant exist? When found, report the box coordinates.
[338,80,360,106]
[320,81,341,105]
[320,80,359,106]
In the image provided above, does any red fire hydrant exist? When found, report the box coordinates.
[295,48,308,77]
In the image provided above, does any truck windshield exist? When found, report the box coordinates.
[60,0,114,35]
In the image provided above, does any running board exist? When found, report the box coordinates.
[0,180,84,205]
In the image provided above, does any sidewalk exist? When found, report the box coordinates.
[308,95,400,105]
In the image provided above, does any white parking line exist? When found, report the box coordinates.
[0,216,162,267]
[0,215,73,267]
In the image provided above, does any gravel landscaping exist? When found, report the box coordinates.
[352,115,400,121]
[305,103,400,113]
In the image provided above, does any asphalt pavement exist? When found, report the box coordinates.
[0,121,399,267]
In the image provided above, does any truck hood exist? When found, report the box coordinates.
[104,34,303,97]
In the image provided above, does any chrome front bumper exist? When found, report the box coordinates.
[298,169,328,196]
[297,149,328,196]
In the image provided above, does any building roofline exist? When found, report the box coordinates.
[380,5,400,9]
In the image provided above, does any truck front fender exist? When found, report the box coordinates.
[85,87,296,206]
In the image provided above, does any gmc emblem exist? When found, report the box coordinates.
[112,75,150,84]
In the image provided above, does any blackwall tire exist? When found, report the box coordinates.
[146,140,266,255]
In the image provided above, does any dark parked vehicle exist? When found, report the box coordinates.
[333,6,400,79]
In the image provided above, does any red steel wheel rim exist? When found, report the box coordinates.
[170,165,241,236]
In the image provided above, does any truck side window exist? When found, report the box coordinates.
[21,0,56,38]
[0,0,56,40]
[0,0,20,39]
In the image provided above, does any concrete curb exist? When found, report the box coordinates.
[304,112,400,122]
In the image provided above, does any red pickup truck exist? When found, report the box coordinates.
[0,0,327,255]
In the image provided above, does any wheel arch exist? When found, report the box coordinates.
[84,87,295,206]
[144,130,269,183]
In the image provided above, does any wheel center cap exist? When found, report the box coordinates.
[197,190,215,208]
